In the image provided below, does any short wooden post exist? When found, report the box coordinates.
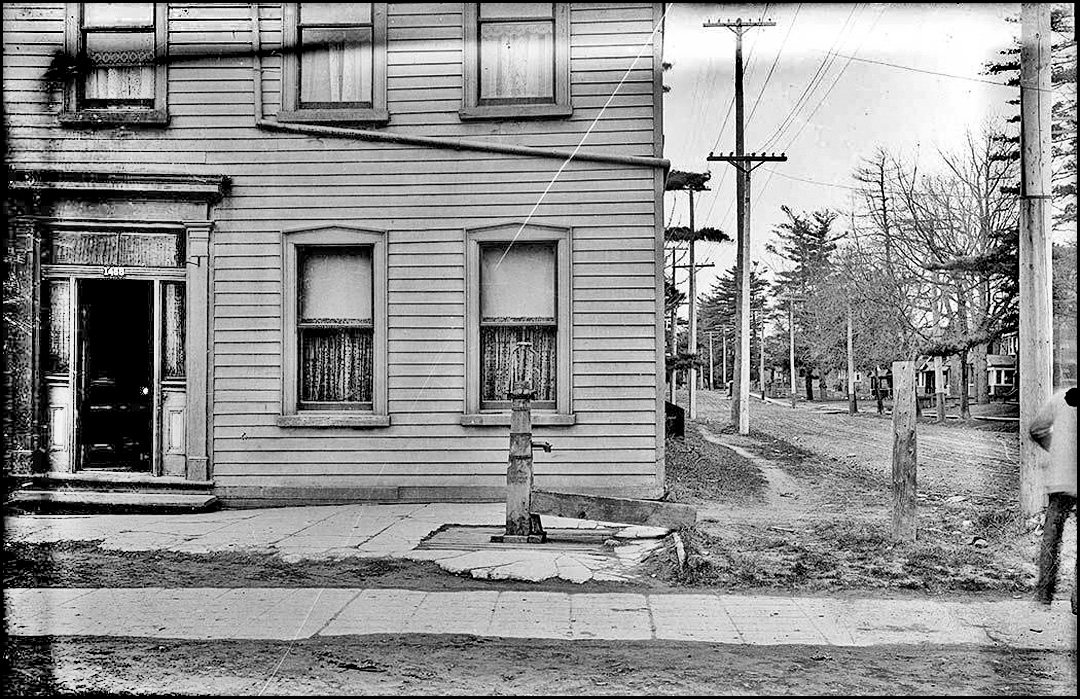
[891,360,917,542]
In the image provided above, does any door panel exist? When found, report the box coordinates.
[77,280,154,471]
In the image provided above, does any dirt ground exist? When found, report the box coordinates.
[4,390,1076,695]
[657,391,1077,599]
[3,635,1076,696]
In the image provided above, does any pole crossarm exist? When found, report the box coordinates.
[703,18,777,34]
[707,152,788,174]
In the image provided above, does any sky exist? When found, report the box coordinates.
[661,2,1021,300]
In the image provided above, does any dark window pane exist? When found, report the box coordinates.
[300,327,373,404]
[163,282,185,379]
[480,324,556,403]
[44,280,71,374]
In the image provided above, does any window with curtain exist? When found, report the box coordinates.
[479,242,557,409]
[462,3,569,119]
[162,282,185,380]
[297,247,374,409]
[298,3,374,108]
[79,3,157,108]
[478,3,555,103]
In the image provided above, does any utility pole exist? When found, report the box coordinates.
[722,330,728,393]
[847,302,857,415]
[783,295,803,409]
[705,16,783,435]
[1018,2,1053,516]
[668,246,678,402]
[708,331,715,389]
[758,300,767,399]
[688,188,699,418]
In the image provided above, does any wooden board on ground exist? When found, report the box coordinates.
[531,489,696,529]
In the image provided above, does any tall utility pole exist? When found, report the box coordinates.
[783,295,803,409]
[705,16,784,435]
[722,330,728,392]
[1018,2,1053,516]
[688,188,699,418]
[758,301,766,399]
[846,302,857,415]
[708,331,715,389]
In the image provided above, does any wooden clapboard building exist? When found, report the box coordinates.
[3,3,669,507]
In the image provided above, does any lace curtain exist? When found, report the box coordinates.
[301,327,374,404]
[480,324,556,402]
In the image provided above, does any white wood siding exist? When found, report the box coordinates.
[3,3,665,503]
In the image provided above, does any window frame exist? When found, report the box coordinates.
[279,2,389,124]
[460,3,571,120]
[463,223,573,426]
[61,2,168,126]
[279,225,389,428]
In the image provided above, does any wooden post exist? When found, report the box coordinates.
[1019,2,1053,516]
[758,305,766,400]
[934,355,946,423]
[846,303,857,415]
[891,360,917,542]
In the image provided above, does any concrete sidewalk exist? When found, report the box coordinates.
[5,503,668,583]
[5,587,1075,648]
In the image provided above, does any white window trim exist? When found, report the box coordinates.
[278,225,389,428]
[463,223,573,426]
[278,2,389,124]
[460,3,571,120]
[61,2,169,125]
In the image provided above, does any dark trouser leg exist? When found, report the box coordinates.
[1036,492,1076,604]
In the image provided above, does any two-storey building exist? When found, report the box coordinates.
[3,2,669,507]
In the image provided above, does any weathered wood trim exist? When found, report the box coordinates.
[464,223,573,418]
[275,414,391,429]
[531,489,696,528]
[256,120,669,169]
[653,3,666,160]
[460,3,571,120]
[280,2,389,124]
[8,170,229,202]
[460,413,575,427]
[2,218,42,474]
[60,2,169,126]
[280,225,389,420]
[184,222,211,482]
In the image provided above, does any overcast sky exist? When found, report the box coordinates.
[660,2,1020,298]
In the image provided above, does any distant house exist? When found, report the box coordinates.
[2,3,669,506]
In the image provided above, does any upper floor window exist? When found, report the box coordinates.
[62,2,168,125]
[280,3,389,123]
[461,3,571,120]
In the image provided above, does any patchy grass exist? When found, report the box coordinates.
[650,513,1038,595]
[664,424,768,505]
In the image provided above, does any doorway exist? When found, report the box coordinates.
[77,279,154,471]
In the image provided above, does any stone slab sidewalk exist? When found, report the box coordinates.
[5,587,1074,648]
[4,504,667,583]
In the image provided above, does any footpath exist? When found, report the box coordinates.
[4,503,1076,650]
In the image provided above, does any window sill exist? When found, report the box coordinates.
[459,103,572,121]
[276,413,391,429]
[59,110,169,127]
[277,108,390,124]
[460,413,576,427]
